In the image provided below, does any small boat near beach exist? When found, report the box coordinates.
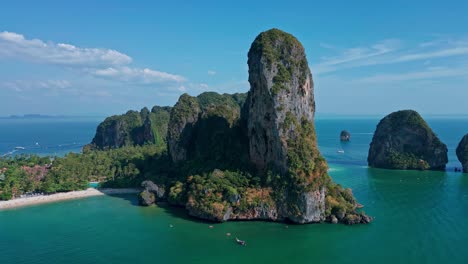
[236,237,246,246]
[337,150,345,154]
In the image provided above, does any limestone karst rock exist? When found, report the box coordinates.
[155,29,369,224]
[340,130,351,141]
[86,106,171,150]
[368,110,448,170]
[456,134,468,172]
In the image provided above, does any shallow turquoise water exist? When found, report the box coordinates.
[1,117,468,263]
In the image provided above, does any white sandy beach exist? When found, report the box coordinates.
[0,188,140,210]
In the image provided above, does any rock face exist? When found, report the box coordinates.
[247,28,315,174]
[141,180,165,199]
[87,106,171,150]
[138,180,165,206]
[456,134,468,172]
[340,130,351,141]
[368,110,448,170]
[138,190,155,206]
[167,92,250,172]
[247,29,349,223]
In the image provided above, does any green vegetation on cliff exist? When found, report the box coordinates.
[368,110,448,170]
[168,92,251,176]
[456,134,468,172]
[249,28,309,87]
[88,106,171,150]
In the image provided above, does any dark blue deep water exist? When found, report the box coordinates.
[0,117,102,157]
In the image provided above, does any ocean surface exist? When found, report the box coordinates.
[1,116,468,263]
[0,117,102,157]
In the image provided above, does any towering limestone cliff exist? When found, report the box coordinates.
[167,92,250,174]
[368,110,448,170]
[247,28,361,223]
[456,134,468,172]
[165,29,369,224]
[87,106,171,150]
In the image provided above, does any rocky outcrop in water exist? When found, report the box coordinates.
[138,180,165,206]
[456,134,468,172]
[86,106,171,150]
[340,130,351,141]
[368,110,448,170]
[138,190,156,206]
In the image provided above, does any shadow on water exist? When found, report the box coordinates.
[103,193,140,206]
[158,204,220,225]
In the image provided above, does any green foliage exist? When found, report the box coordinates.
[387,150,430,170]
[0,144,169,200]
[168,181,186,206]
[150,106,172,149]
[325,182,357,217]
[370,109,447,170]
[186,170,262,221]
[386,110,430,132]
[271,64,291,95]
[169,92,251,176]
[248,28,309,86]
[456,134,468,165]
[90,105,171,150]
[285,117,328,192]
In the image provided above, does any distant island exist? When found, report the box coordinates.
[0,114,104,119]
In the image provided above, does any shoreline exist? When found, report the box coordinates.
[0,188,140,210]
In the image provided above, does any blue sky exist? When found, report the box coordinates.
[0,0,467,116]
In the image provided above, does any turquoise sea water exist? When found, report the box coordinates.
[1,116,468,263]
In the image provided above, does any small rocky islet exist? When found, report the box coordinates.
[368,110,448,170]
[340,130,351,141]
[456,134,468,172]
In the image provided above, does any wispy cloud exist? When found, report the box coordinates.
[391,47,468,63]
[207,70,216,75]
[357,66,468,83]
[1,79,71,92]
[0,31,131,66]
[312,37,468,75]
[89,67,185,83]
[0,31,185,84]
[314,39,400,73]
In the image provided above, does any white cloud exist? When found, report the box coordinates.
[1,79,71,92]
[0,31,132,66]
[207,70,216,75]
[0,31,186,84]
[199,83,209,89]
[90,67,185,83]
